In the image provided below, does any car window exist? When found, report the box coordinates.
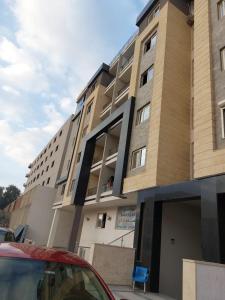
[4,232,15,242]
[0,258,110,300]
[0,231,6,242]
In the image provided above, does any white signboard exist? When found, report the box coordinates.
[116,206,136,230]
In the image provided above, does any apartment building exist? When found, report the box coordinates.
[7,0,224,298]
[7,114,80,245]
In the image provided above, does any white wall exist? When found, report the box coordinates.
[159,201,202,300]
[26,186,56,246]
[79,206,135,249]
[183,259,225,300]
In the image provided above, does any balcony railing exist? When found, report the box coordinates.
[104,78,116,94]
[100,102,112,118]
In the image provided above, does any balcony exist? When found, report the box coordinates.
[105,152,118,166]
[120,56,133,74]
[114,85,129,106]
[91,160,103,173]
[100,102,112,120]
[101,183,113,197]
[104,78,116,97]
[85,186,98,201]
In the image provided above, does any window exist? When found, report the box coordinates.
[96,213,107,229]
[61,184,66,195]
[42,181,45,186]
[41,170,44,176]
[44,149,46,154]
[45,156,48,162]
[46,165,49,172]
[50,151,53,157]
[220,47,225,71]
[77,152,81,163]
[221,106,225,138]
[131,147,147,169]
[136,103,150,125]
[144,32,157,53]
[87,102,93,114]
[140,65,154,86]
[218,0,225,19]
[59,130,62,136]
[54,137,57,143]
[55,145,59,152]
[40,161,43,166]
[82,126,88,138]
[51,161,55,168]
[47,177,50,185]
[48,143,51,149]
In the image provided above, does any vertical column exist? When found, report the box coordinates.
[135,193,162,292]
[201,178,220,262]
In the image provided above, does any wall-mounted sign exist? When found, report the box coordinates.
[116,206,136,230]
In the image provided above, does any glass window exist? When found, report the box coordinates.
[87,102,93,114]
[140,66,154,86]
[144,33,157,53]
[221,47,225,71]
[218,0,225,19]
[221,107,225,138]
[47,177,50,185]
[77,152,81,163]
[96,213,107,229]
[0,258,110,300]
[136,103,150,125]
[131,147,147,169]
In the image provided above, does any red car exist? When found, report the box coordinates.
[0,243,115,300]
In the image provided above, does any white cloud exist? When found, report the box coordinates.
[59,97,75,114]
[42,103,65,135]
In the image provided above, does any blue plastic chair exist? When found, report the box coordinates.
[132,266,149,293]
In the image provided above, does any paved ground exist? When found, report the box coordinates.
[110,285,176,300]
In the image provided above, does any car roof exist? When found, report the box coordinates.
[0,243,89,267]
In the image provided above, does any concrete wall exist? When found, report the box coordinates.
[89,243,135,285]
[159,201,202,299]
[183,259,225,300]
[25,186,56,246]
[79,206,135,249]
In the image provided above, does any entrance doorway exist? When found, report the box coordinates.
[159,200,202,299]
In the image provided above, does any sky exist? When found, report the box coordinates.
[0,0,148,191]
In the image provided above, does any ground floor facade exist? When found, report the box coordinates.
[134,174,225,299]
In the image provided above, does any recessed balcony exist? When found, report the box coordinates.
[120,56,133,77]
[85,187,98,201]
[114,85,129,106]
[105,152,118,166]
[100,102,112,120]
[104,78,116,97]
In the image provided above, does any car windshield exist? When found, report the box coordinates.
[0,257,110,300]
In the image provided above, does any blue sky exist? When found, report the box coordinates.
[0,0,148,191]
